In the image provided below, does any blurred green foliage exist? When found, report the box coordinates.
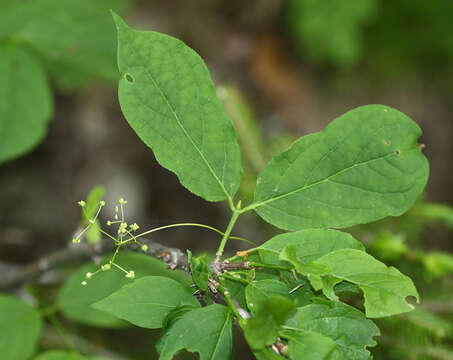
[287,0,377,67]
[0,0,130,164]
[287,0,453,87]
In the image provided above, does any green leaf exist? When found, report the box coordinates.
[251,105,429,230]
[244,295,296,350]
[284,331,336,360]
[245,279,310,313]
[57,252,189,327]
[219,273,249,309]
[34,350,108,360]
[112,13,242,202]
[92,276,200,329]
[187,250,211,291]
[156,305,196,354]
[81,186,105,244]
[313,249,419,317]
[0,44,52,164]
[253,348,286,360]
[283,302,380,359]
[0,295,42,360]
[159,304,233,360]
[258,229,364,266]
[279,244,332,291]
[83,186,105,219]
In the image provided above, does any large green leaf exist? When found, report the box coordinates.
[112,13,242,202]
[243,295,296,350]
[57,252,189,327]
[0,295,42,360]
[92,276,200,329]
[250,105,429,230]
[313,249,419,317]
[0,43,52,164]
[283,302,380,359]
[159,304,233,360]
[258,229,364,266]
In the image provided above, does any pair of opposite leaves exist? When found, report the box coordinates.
[113,13,429,232]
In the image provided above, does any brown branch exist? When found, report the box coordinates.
[0,235,188,291]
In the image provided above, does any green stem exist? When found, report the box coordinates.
[220,273,251,285]
[216,284,244,326]
[125,222,247,243]
[47,313,76,352]
[248,262,293,271]
[216,209,241,257]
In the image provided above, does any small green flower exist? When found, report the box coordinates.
[101,264,111,271]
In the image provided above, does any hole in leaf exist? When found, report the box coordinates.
[125,74,134,83]
[395,150,401,155]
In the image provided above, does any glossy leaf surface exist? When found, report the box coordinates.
[252,105,429,230]
[113,14,242,202]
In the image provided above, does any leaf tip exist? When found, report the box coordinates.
[110,10,128,32]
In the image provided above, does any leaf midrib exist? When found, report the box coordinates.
[246,150,406,212]
[125,38,233,203]
[210,310,232,359]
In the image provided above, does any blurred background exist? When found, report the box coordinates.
[1,0,453,359]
